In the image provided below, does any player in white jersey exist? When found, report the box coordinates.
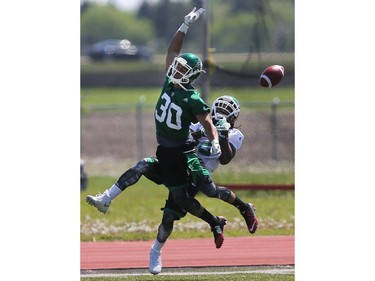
[190,118,243,173]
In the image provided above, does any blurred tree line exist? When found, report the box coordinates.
[81,0,294,55]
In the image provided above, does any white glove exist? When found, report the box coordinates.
[184,7,205,25]
[215,118,231,139]
[210,139,221,157]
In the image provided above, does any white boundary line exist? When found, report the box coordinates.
[81,268,294,278]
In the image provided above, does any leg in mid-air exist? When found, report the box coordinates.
[187,152,258,234]
[167,184,227,247]
[86,157,162,214]
[195,174,258,234]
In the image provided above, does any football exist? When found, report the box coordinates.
[259,65,285,88]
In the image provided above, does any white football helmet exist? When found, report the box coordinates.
[211,95,241,127]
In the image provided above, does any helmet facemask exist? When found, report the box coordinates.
[166,54,205,90]
[211,96,241,128]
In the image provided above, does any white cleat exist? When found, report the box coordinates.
[149,247,162,275]
[86,190,111,214]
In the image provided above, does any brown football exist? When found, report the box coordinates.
[259,65,285,88]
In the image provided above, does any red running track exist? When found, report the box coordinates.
[81,235,294,270]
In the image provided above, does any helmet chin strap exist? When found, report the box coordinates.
[176,79,197,91]
[168,75,192,91]
[178,82,189,91]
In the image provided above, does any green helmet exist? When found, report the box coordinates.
[166,53,205,89]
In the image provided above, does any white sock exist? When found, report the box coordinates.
[106,184,122,200]
[152,239,165,251]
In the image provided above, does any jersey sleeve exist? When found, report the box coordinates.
[228,129,244,150]
[190,92,210,116]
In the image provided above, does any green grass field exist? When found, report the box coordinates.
[81,173,294,242]
[81,86,294,112]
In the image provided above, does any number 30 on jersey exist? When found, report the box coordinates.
[155,93,182,130]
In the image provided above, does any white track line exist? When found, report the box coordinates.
[81,268,294,278]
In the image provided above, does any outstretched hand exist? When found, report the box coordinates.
[184,7,205,25]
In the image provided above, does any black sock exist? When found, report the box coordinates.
[199,209,219,227]
[232,196,249,213]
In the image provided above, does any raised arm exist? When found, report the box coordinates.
[165,7,205,72]
[165,32,184,72]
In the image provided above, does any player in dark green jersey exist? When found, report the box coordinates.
[85,7,255,275]
[153,7,228,254]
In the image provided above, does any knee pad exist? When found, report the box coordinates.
[157,223,173,243]
[134,157,156,173]
[196,175,219,198]
[117,157,160,189]
[217,186,235,202]
[161,211,176,231]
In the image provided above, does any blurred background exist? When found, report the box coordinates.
[80,0,295,189]
[81,0,294,57]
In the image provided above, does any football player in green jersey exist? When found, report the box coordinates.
[150,95,258,275]
[86,7,258,275]
[86,94,259,275]
[153,7,228,252]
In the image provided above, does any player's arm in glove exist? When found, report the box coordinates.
[179,7,205,34]
[215,118,236,165]
[196,112,221,158]
[166,7,205,70]
[215,118,231,139]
